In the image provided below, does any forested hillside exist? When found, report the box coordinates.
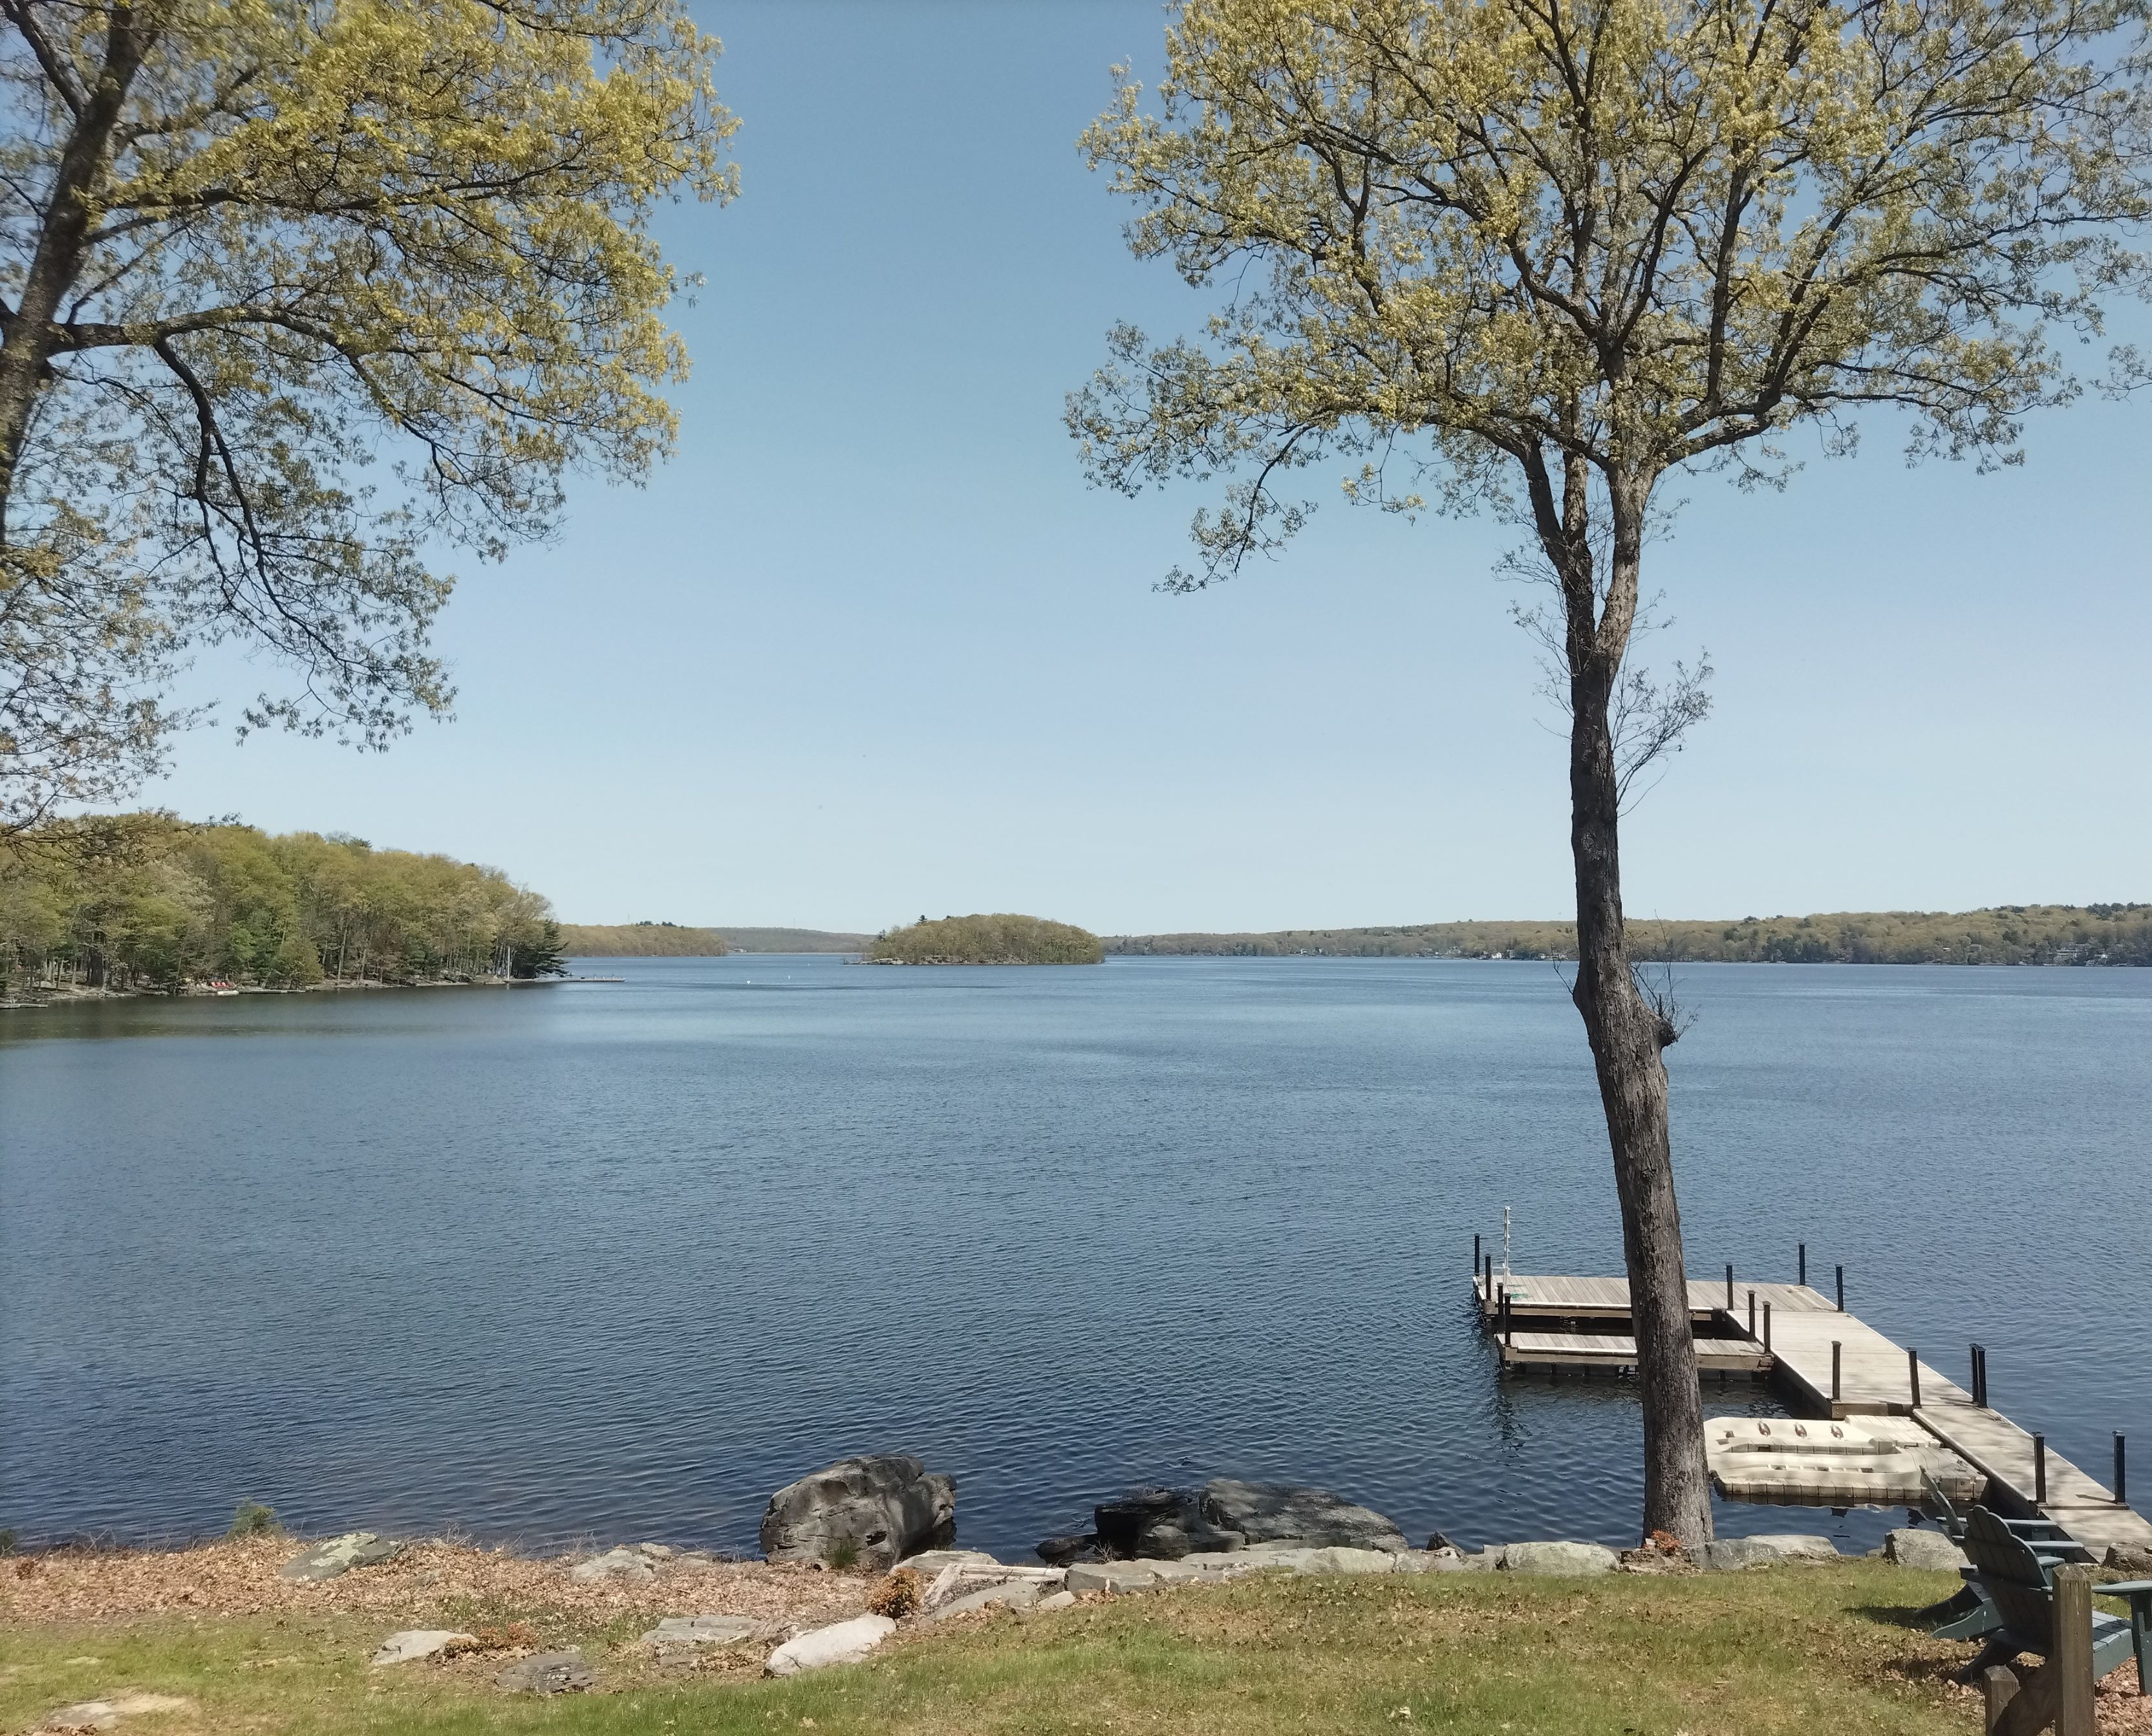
[864,913,1104,965]
[1,817,565,993]
[557,924,876,955]
[1110,905,2152,965]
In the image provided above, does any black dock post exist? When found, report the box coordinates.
[1908,1347,1921,1409]
[1835,1265,1844,1311]
[1747,1289,1756,1338]
[1763,1301,1772,1355]
[1798,1242,1807,1286]
[1725,1263,1734,1309]
[1501,1284,1513,1347]
[1474,1232,1481,1274]
[1831,1341,1842,1405]
[1970,1343,1986,1407]
[2116,1435,2127,1506]
[2034,1435,2047,1506]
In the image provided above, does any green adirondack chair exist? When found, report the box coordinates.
[1919,1472,2093,1643]
[1955,1508,2152,1696]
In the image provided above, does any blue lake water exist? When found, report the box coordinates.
[3,956,2147,1559]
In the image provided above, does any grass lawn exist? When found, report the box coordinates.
[0,1561,1982,1735]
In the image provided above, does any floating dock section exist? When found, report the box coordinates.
[1472,1261,2152,1559]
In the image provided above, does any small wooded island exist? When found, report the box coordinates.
[863,913,1104,965]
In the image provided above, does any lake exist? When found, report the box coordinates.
[3,956,2147,1559]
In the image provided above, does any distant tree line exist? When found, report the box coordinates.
[558,924,731,957]
[1108,907,2152,966]
[1,816,565,993]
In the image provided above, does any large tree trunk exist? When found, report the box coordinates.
[1564,499,1714,1549]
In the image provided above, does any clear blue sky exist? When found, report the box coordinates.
[153,1,2152,934]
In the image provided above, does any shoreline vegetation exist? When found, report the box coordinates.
[557,923,875,956]
[1,815,566,1003]
[1108,904,2152,966]
[861,914,1105,966]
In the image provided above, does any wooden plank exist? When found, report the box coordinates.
[1476,1272,1835,1322]
[1498,1331,1770,1373]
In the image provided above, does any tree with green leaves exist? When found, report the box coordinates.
[1071,0,2151,1543]
[0,0,735,839]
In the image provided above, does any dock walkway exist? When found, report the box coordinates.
[1477,1269,2152,1559]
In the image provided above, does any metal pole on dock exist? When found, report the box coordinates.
[1474,1233,1481,1274]
[1763,1302,1772,1355]
[1908,1348,1921,1409]
[1835,1265,1844,1311]
[2116,1435,2127,1506]
[1798,1243,1807,1285]
[1831,1341,1842,1404]
[1501,1283,1513,1347]
[1971,1344,1986,1408]
[1747,1289,1756,1338]
[1725,1263,1734,1309]
[2034,1435,2047,1505]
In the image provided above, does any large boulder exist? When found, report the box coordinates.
[760,1455,955,1569]
[1882,1528,1969,1572]
[1702,1534,1840,1572]
[1500,1541,1620,1576]
[1201,1479,1409,1552]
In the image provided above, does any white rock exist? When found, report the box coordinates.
[371,1629,475,1666]
[897,1548,1002,1578]
[927,1581,1041,1622]
[1037,1589,1077,1611]
[641,1614,757,1647]
[764,1614,896,1677]
[1500,1541,1620,1576]
[39,1695,191,1730]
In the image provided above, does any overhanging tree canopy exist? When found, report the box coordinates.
[1071,0,2151,1542]
[0,0,735,836]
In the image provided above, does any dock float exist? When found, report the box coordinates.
[1474,1265,2152,1559]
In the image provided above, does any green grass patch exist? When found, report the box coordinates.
[0,1563,1972,1735]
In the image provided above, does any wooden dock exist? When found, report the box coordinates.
[1476,1267,2152,1559]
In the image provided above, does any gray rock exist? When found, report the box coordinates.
[1095,1488,1190,1555]
[1882,1528,1969,1572]
[638,1543,674,1560]
[641,1614,759,1647]
[1391,1550,1452,1574]
[1036,1589,1077,1611]
[1702,1534,1840,1572]
[1298,1546,1401,1576]
[495,1649,594,1695]
[760,1455,955,1570]
[570,1545,656,1583]
[371,1629,474,1666]
[1066,1560,1163,1593]
[38,1695,191,1730]
[1234,1544,1324,1573]
[1500,1540,1620,1576]
[898,1548,1002,1578]
[279,1532,402,1582]
[2107,1544,2152,1575]
[1135,1523,1193,1559]
[1201,1478,1408,1552]
[1035,1534,1098,1566]
[928,1580,1041,1621]
[764,1614,896,1676]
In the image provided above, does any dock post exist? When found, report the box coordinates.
[2034,1435,2047,1506]
[1474,1233,1481,1274]
[1763,1302,1772,1355]
[2115,1435,2127,1506]
[1747,1290,1756,1338]
[1831,1341,1842,1405]
[1908,1348,1921,1409]
[1835,1265,1844,1311]
[1971,1344,1986,1408]
[1798,1243,1806,1285]
[2054,1563,2095,1736]
[1725,1263,1734,1309]
[1501,1284,1513,1348]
